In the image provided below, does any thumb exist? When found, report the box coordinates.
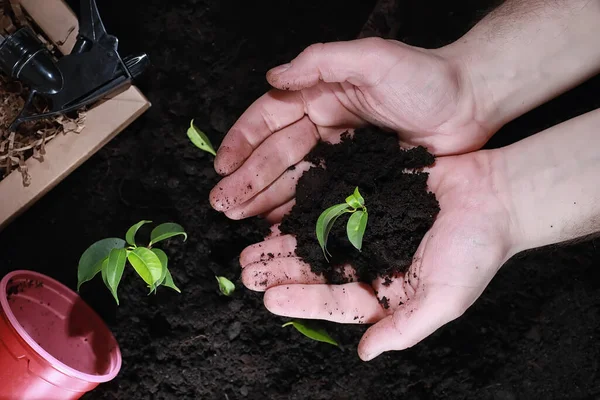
[357,290,467,361]
[266,37,399,91]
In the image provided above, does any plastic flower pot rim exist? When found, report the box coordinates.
[0,269,122,383]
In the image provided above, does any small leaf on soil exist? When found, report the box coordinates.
[77,238,126,291]
[187,119,216,156]
[282,320,339,346]
[353,187,365,206]
[316,203,350,259]
[149,222,187,246]
[105,248,127,304]
[345,187,365,209]
[127,247,164,291]
[347,210,368,251]
[125,220,152,246]
[345,193,362,209]
[163,269,181,293]
[216,276,235,296]
[100,258,109,288]
[152,248,169,290]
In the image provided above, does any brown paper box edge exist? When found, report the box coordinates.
[0,0,151,231]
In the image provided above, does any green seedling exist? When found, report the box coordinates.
[187,119,216,156]
[315,187,368,261]
[282,320,339,347]
[77,221,187,305]
[216,276,235,296]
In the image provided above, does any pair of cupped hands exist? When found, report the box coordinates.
[208,38,514,361]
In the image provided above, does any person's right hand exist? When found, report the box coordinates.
[237,149,516,361]
[209,37,491,220]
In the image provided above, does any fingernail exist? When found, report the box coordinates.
[269,63,292,75]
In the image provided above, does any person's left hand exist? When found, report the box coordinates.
[208,38,489,222]
[238,150,517,360]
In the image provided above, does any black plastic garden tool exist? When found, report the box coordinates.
[0,0,149,130]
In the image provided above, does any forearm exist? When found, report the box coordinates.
[494,107,600,254]
[442,0,600,134]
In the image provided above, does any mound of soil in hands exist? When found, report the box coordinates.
[279,126,440,284]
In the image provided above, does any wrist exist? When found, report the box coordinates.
[440,0,600,135]
[434,45,500,141]
[492,108,600,254]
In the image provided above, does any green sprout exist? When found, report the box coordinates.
[282,320,339,347]
[315,187,368,261]
[77,221,187,305]
[187,119,216,156]
[216,276,235,296]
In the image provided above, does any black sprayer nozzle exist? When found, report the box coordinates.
[0,0,149,131]
[0,27,64,94]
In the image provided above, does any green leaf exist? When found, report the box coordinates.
[282,320,338,347]
[125,220,152,246]
[187,119,216,156]
[127,247,164,291]
[151,248,169,289]
[163,269,181,293]
[353,187,365,207]
[100,258,109,288]
[347,210,368,251]
[345,194,362,209]
[77,238,126,291]
[104,248,127,305]
[315,203,351,260]
[215,276,235,296]
[149,222,187,246]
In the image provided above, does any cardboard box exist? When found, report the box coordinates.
[0,0,151,231]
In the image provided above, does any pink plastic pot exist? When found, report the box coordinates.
[0,270,121,399]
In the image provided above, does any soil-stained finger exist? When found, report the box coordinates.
[224,161,312,220]
[262,199,295,224]
[214,90,306,176]
[210,116,319,212]
[264,283,390,324]
[241,258,326,291]
[239,235,297,267]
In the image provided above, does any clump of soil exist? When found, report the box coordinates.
[279,126,440,284]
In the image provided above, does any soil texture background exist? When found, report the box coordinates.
[0,0,599,399]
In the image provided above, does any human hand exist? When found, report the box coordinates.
[238,150,516,360]
[209,37,488,220]
[211,0,600,221]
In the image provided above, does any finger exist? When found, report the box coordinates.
[356,316,394,360]
[224,161,312,220]
[241,258,326,291]
[239,234,297,267]
[267,37,400,90]
[210,116,319,212]
[262,198,295,224]
[264,283,389,324]
[357,293,464,361]
[214,90,305,176]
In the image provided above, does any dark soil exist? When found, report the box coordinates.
[279,127,439,284]
[0,0,599,399]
